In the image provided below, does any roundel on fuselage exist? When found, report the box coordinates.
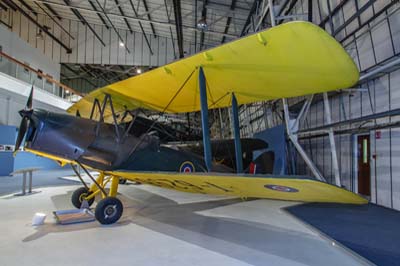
[179,161,195,173]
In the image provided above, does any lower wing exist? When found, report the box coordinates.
[109,171,367,204]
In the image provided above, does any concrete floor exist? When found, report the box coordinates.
[0,180,373,266]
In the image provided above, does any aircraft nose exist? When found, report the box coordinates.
[18,109,33,117]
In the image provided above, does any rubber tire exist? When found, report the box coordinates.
[71,187,95,209]
[95,197,123,225]
[119,178,127,185]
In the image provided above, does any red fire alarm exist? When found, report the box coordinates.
[375,131,381,139]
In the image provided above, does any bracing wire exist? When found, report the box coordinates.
[129,68,197,153]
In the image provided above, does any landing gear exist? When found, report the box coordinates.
[71,187,95,208]
[95,197,123,225]
[70,163,124,224]
[119,178,127,184]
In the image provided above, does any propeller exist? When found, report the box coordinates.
[14,86,34,154]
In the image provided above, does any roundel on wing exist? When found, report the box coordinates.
[179,161,195,173]
[264,184,299,193]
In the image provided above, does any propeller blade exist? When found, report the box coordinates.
[26,86,34,110]
[14,116,29,152]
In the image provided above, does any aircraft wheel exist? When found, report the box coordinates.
[95,197,123,225]
[71,187,95,209]
[119,178,127,185]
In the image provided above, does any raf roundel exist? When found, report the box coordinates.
[265,184,299,193]
[179,161,195,173]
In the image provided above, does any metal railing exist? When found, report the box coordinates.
[0,51,82,102]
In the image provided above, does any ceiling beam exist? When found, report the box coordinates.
[0,0,16,11]
[206,1,249,14]
[172,0,184,58]
[163,0,176,57]
[88,0,110,29]
[8,0,72,53]
[332,0,377,37]
[240,0,260,36]
[0,1,9,11]
[318,0,349,28]
[114,0,133,33]
[63,0,106,46]
[34,2,75,39]
[194,0,197,52]
[221,0,237,43]
[43,2,61,20]
[141,0,156,35]
[277,0,298,25]
[33,0,238,39]
[128,0,153,54]
[18,0,37,16]
[94,0,131,53]
[340,0,396,44]
[199,0,207,50]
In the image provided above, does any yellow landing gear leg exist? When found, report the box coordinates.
[109,176,119,197]
[72,172,109,209]
[94,176,123,225]
[70,166,105,209]
[89,172,105,198]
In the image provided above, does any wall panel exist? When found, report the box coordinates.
[101,27,111,65]
[374,129,392,208]
[370,19,394,63]
[391,128,400,210]
[93,25,102,64]
[238,0,400,211]
[68,20,78,64]
[86,24,95,64]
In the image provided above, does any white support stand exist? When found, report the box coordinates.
[293,95,314,132]
[262,0,326,182]
[282,98,326,181]
[269,0,325,182]
[323,92,341,187]
[268,0,276,27]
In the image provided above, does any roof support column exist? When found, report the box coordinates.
[231,93,243,173]
[323,92,341,187]
[199,67,212,172]
[282,98,325,182]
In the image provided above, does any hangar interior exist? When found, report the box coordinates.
[0,0,400,266]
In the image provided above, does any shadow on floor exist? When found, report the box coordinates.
[286,203,400,266]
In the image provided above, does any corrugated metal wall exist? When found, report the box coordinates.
[0,8,198,66]
[238,1,400,211]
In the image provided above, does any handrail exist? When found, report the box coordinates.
[0,51,82,97]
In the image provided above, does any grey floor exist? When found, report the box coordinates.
[0,171,373,266]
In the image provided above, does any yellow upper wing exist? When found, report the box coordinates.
[68,21,359,118]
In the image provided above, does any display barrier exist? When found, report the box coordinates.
[10,167,41,196]
[0,125,16,176]
[0,51,82,101]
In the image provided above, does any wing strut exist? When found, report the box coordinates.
[199,66,212,172]
[231,93,243,173]
[129,69,196,154]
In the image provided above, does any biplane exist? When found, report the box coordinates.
[14,21,367,225]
